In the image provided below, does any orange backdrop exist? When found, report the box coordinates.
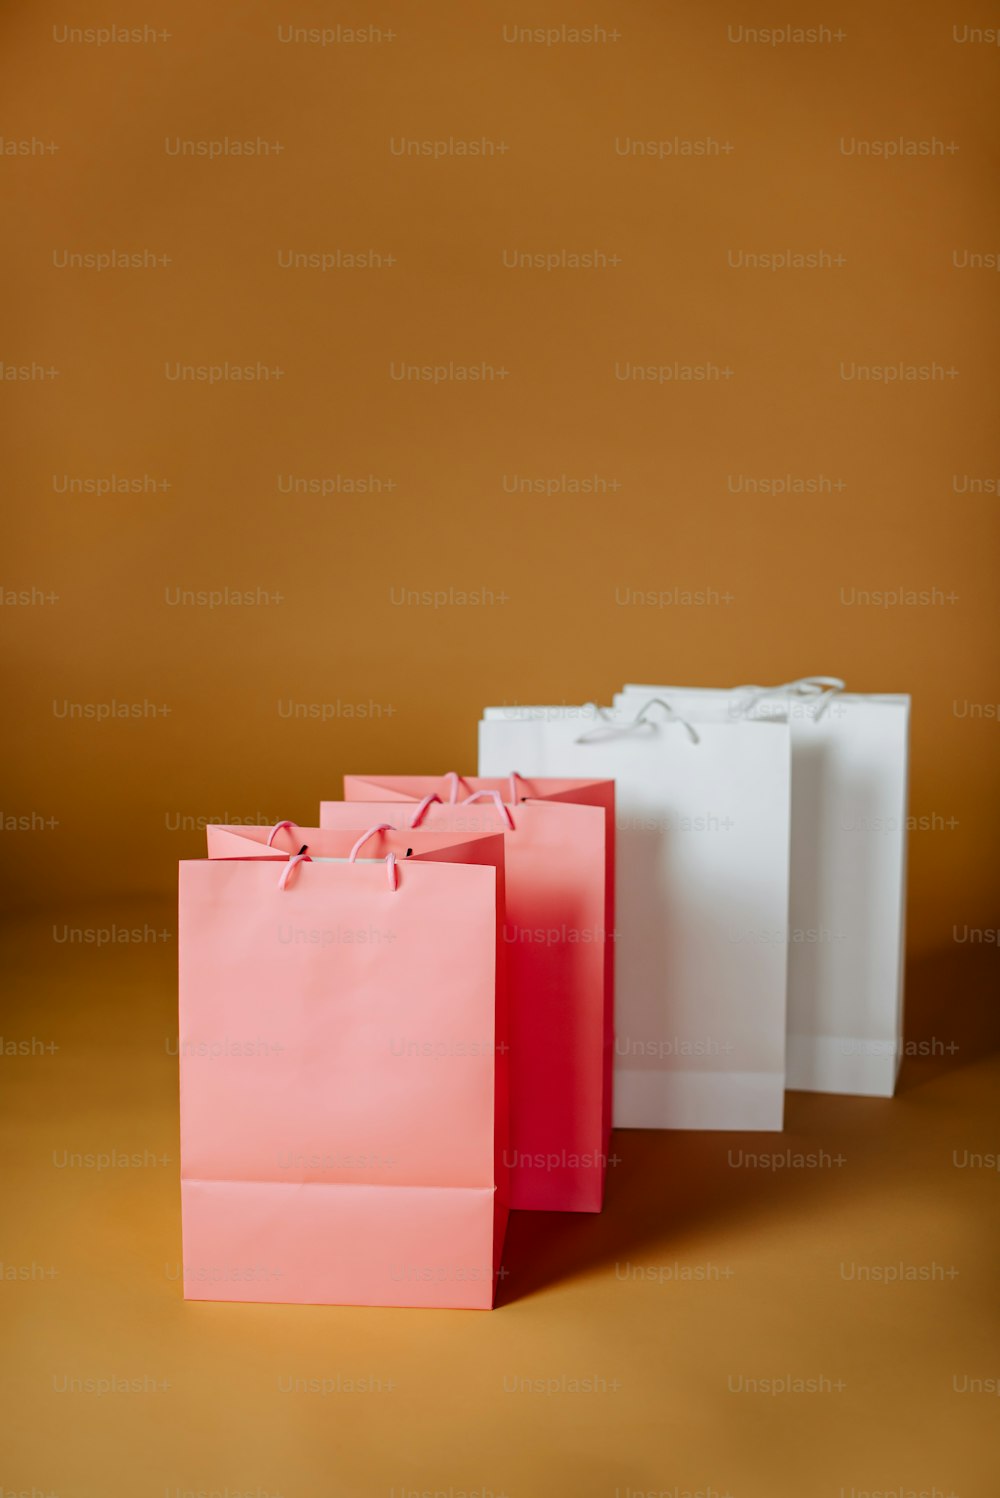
[2,0,998,953]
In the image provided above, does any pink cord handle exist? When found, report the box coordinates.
[443,772,462,804]
[348,824,396,861]
[418,782,521,820]
[277,846,396,891]
[461,789,514,829]
[348,824,400,889]
[278,850,312,889]
[410,794,442,828]
[267,820,300,848]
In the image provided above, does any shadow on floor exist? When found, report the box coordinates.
[497,944,999,1306]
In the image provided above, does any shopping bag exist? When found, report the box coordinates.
[181,823,508,1308]
[614,678,910,1096]
[479,704,791,1131]
[320,774,614,1212]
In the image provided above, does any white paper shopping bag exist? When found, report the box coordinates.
[479,703,791,1131]
[615,679,910,1097]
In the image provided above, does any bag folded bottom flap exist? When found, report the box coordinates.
[181,1179,505,1309]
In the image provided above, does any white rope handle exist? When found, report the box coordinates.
[576,697,700,746]
[731,676,845,722]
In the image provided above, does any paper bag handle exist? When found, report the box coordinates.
[576,697,700,745]
[277,849,311,889]
[461,790,515,829]
[410,795,442,828]
[441,771,518,803]
[278,824,399,890]
[413,777,521,826]
[267,820,302,847]
[348,824,399,890]
[730,676,845,721]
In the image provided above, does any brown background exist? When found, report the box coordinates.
[2,2,998,1495]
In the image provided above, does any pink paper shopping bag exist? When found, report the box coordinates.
[181,824,508,1309]
[319,773,615,1213]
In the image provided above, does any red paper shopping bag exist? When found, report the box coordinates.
[319,773,615,1213]
[182,824,508,1308]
